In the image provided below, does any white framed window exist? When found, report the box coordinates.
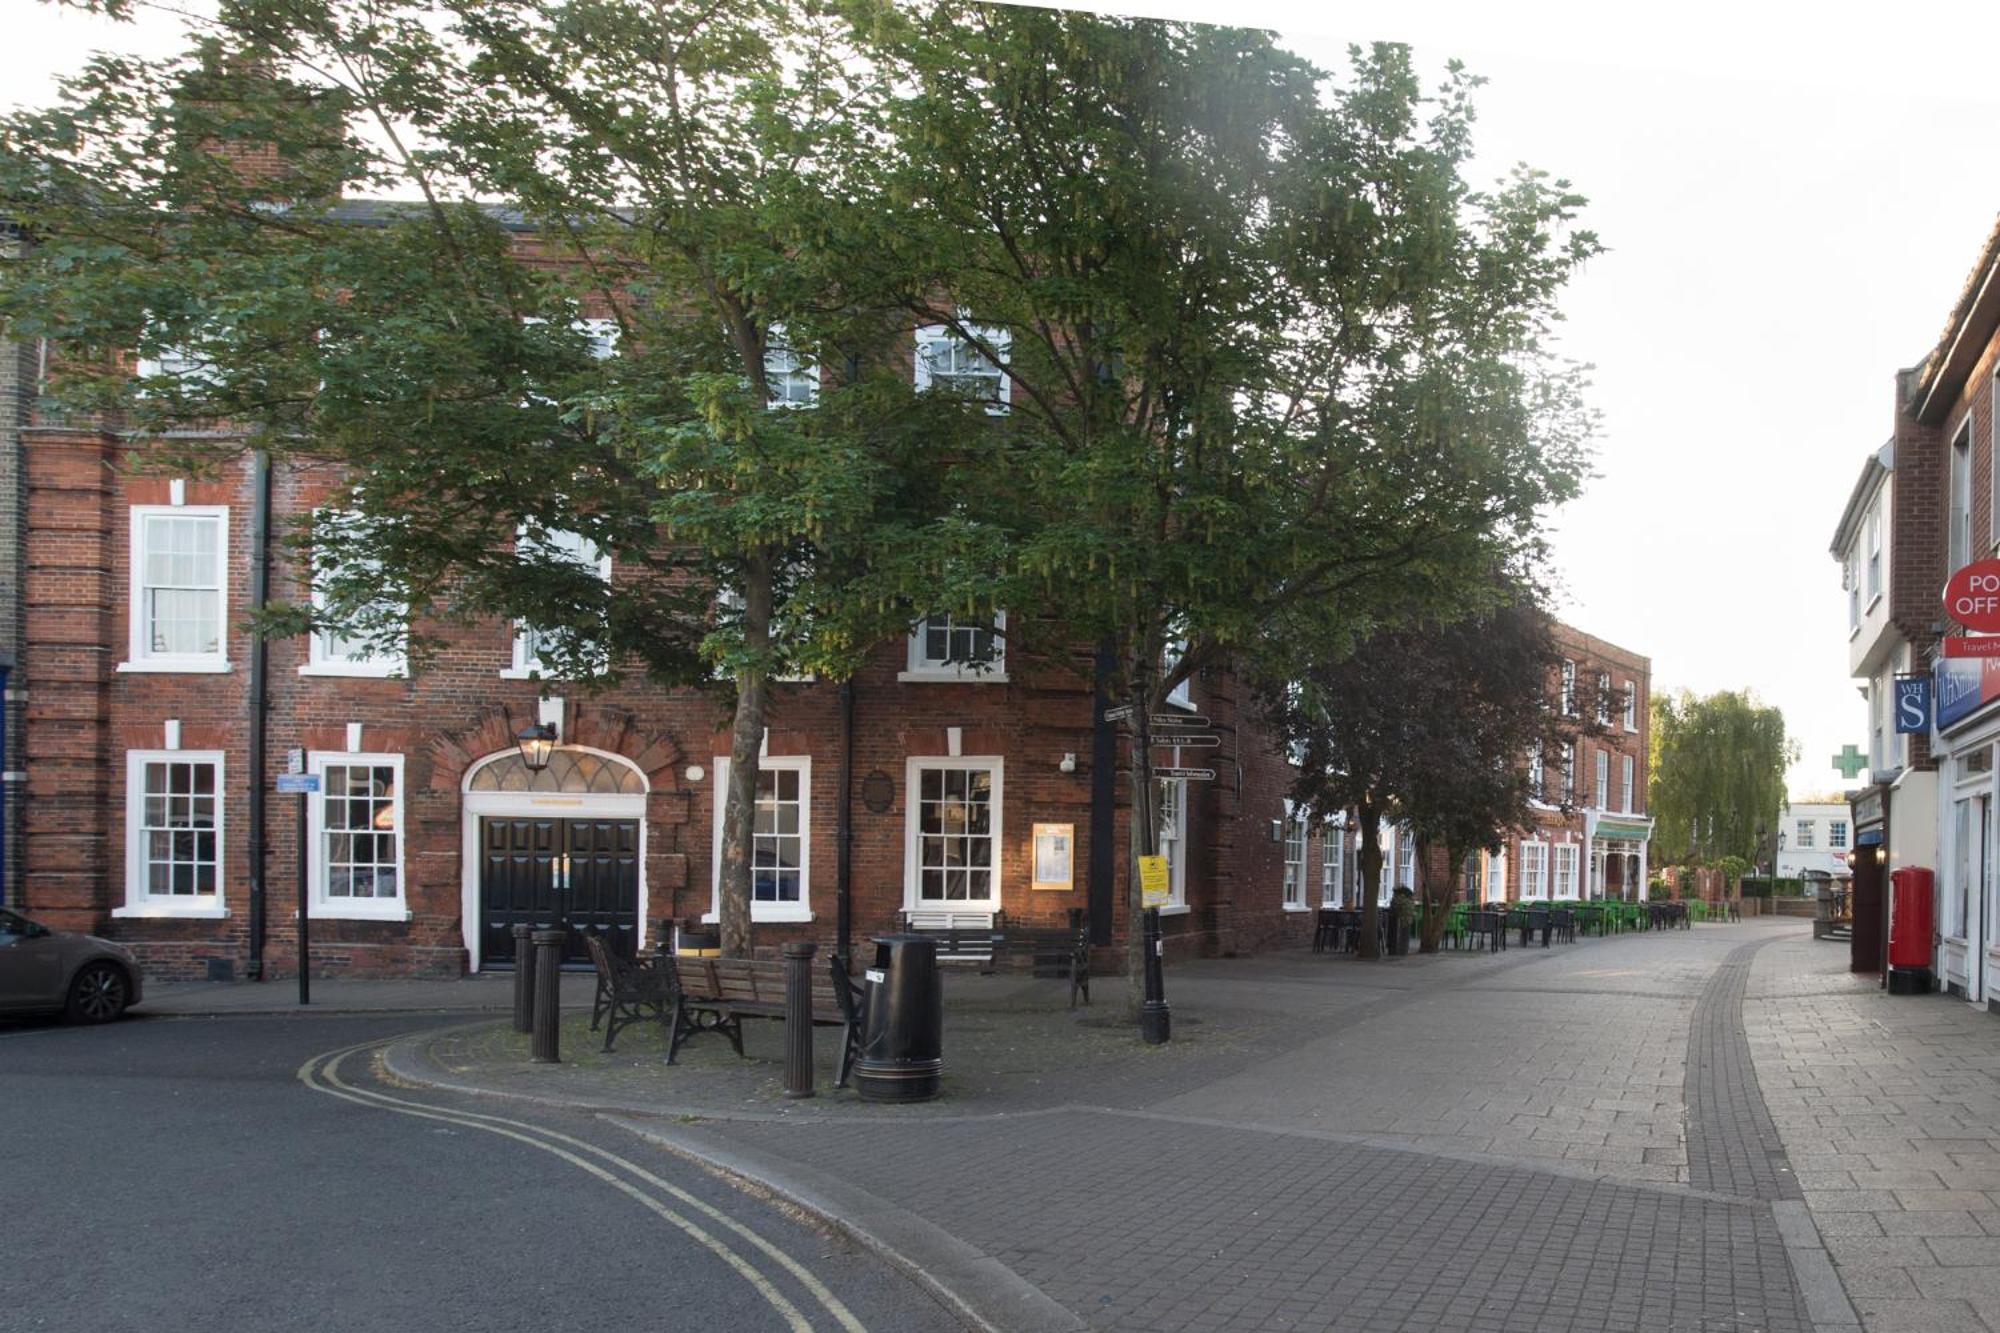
[1795,819,1815,849]
[135,341,220,388]
[1622,682,1637,731]
[1158,778,1188,912]
[1163,630,1194,709]
[303,511,406,677]
[1560,659,1577,715]
[711,756,812,923]
[1594,749,1609,809]
[1553,843,1579,899]
[1846,546,1861,630]
[1396,827,1415,892]
[1830,820,1848,850]
[1281,801,1308,909]
[124,506,229,672]
[1622,754,1635,813]
[1527,747,1545,803]
[915,321,1011,413]
[1951,420,1973,573]
[764,324,819,409]
[1595,672,1611,725]
[1378,825,1395,901]
[307,753,406,920]
[1866,504,1883,603]
[901,611,1007,682]
[1520,841,1548,900]
[1562,744,1576,802]
[905,757,1002,910]
[119,750,225,917]
[578,318,620,360]
[1486,848,1507,902]
[505,526,612,679]
[1320,821,1346,907]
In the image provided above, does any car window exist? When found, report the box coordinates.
[0,910,27,941]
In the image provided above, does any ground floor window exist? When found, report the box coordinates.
[1158,778,1188,910]
[1520,841,1548,900]
[1553,843,1579,899]
[1321,823,1346,907]
[906,758,1001,908]
[1395,827,1415,893]
[1282,802,1308,908]
[1486,849,1507,903]
[712,756,812,922]
[123,750,224,915]
[308,753,404,918]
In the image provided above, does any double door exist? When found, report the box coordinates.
[479,817,639,968]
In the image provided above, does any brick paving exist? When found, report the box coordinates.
[1749,934,2000,1332]
[406,921,1830,1331]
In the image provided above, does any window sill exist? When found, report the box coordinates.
[1281,902,1311,913]
[117,660,231,674]
[1866,594,1884,615]
[298,663,407,679]
[1157,903,1191,917]
[897,669,1010,684]
[113,902,228,920]
[701,909,815,925]
[308,905,412,923]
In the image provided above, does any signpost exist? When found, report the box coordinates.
[1944,559,2000,632]
[277,764,319,1005]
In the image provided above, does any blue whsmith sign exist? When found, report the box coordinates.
[1894,674,1932,734]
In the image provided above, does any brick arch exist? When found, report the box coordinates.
[426,702,683,796]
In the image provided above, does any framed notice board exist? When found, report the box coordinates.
[1032,823,1075,891]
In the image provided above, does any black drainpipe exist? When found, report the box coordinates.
[1088,643,1117,947]
[245,450,272,980]
[836,676,854,965]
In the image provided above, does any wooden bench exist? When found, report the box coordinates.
[899,909,1004,970]
[582,931,675,1053]
[669,954,865,1087]
[997,910,1091,1009]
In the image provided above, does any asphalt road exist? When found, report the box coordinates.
[1,1011,968,1333]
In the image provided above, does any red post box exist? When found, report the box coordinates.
[1888,865,1935,995]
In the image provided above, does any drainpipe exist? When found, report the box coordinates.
[836,676,854,965]
[245,450,272,980]
[1088,643,1117,947]
[0,659,9,907]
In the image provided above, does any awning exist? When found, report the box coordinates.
[1856,828,1883,846]
[1594,818,1653,841]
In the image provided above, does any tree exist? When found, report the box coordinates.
[0,0,1001,957]
[861,9,1597,999]
[1265,577,1594,957]
[1649,689,1794,868]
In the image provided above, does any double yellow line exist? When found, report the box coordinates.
[298,1037,869,1333]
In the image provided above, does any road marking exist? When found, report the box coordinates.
[298,1037,867,1333]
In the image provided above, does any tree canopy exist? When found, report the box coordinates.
[1649,689,1794,866]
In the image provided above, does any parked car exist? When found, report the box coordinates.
[0,908,142,1023]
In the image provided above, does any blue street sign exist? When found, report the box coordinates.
[275,773,321,794]
[1894,674,1933,734]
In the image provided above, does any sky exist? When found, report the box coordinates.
[11,0,2000,800]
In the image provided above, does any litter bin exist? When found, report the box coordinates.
[853,934,942,1103]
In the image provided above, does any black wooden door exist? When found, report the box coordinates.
[480,817,639,967]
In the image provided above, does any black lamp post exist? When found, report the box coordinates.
[516,722,558,772]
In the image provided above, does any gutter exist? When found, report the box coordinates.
[246,450,272,979]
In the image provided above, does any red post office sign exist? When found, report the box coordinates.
[1944,560,2000,631]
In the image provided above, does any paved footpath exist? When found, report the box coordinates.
[360,917,1895,1333]
[1750,932,2000,1333]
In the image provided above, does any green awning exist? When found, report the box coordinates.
[1596,819,1653,841]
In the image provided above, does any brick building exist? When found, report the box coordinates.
[1307,620,1651,910]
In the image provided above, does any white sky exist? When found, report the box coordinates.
[13,0,2000,800]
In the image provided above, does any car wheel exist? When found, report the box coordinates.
[65,962,130,1024]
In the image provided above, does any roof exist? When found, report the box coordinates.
[1910,212,2000,426]
[1829,440,1893,557]
[1551,621,1649,674]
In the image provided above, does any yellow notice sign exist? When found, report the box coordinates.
[1139,855,1171,907]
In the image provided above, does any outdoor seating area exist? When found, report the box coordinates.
[1311,898,1703,957]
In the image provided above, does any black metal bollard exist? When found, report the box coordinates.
[1540,913,1553,948]
[512,923,536,1033]
[783,940,817,1099]
[1140,907,1171,1045]
[530,928,564,1064]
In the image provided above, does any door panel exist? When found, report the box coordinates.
[479,817,638,968]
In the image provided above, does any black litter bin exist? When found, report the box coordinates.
[853,934,942,1103]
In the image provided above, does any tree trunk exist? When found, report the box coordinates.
[1417,839,1452,954]
[1123,668,1160,1017]
[1355,800,1383,960]
[717,556,774,958]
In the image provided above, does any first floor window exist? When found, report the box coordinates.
[1830,820,1849,849]
[908,759,1000,906]
[1321,823,1345,906]
[1158,778,1188,909]
[508,526,612,679]
[1528,748,1545,802]
[1553,843,1579,899]
[306,510,406,676]
[905,612,1006,678]
[1795,819,1815,849]
[130,507,228,668]
[764,324,820,408]
[1282,802,1307,907]
[124,751,223,912]
[1520,842,1548,900]
[1595,750,1609,808]
[1622,755,1635,813]
[310,755,404,916]
[915,321,1010,412]
[712,756,812,921]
